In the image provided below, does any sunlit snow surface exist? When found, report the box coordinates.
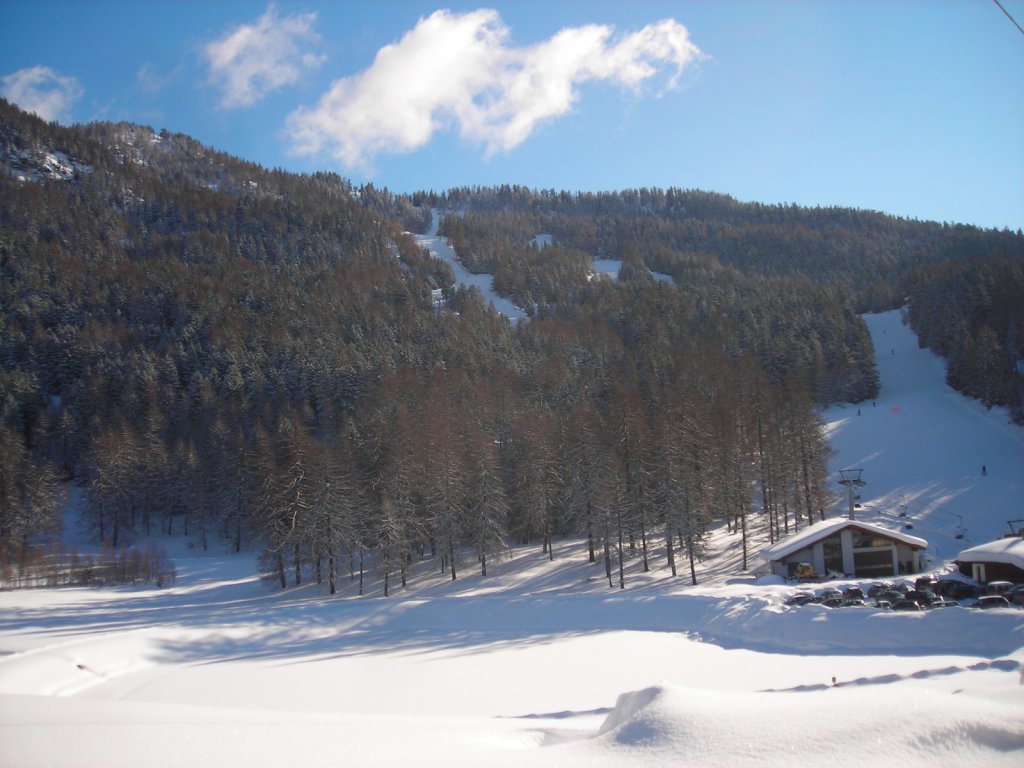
[414,211,528,321]
[1,310,1023,767]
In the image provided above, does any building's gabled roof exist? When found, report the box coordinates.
[957,537,1024,572]
[761,518,928,562]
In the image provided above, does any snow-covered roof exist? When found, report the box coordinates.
[762,518,927,562]
[957,537,1024,571]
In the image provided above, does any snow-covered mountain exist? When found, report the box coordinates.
[0,308,1022,767]
[823,310,1024,563]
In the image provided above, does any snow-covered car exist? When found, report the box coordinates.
[915,576,939,592]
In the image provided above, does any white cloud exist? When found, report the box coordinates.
[1,66,83,123]
[286,10,703,169]
[136,63,176,95]
[205,4,325,109]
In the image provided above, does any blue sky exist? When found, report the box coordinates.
[2,1,1022,230]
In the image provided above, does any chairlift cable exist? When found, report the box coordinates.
[992,0,1024,37]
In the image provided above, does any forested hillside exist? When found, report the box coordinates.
[432,184,1024,417]
[1,100,1020,592]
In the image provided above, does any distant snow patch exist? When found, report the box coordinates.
[4,146,92,182]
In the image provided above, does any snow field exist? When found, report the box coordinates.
[1,309,1023,766]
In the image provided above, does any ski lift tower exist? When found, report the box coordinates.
[838,468,866,521]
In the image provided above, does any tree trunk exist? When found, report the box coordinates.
[586,501,596,563]
[616,506,625,590]
[666,523,676,577]
[687,532,698,586]
[603,538,613,588]
[740,504,748,572]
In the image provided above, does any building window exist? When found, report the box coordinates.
[854,549,895,577]
[823,535,843,574]
[852,532,891,548]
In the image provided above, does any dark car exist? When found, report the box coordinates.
[840,599,868,608]
[1005,585,1024,606]
[867,582,892,598]
[819,597,845,608]
[938,581,979,601]
[985,581,1014,596]
[975,595,1011,609]
[891,599,924,611]
[927,598,959,609]
[915,576,939,592]
[877,589,904,604]
[785,592,816,606]
[904,589,938,607]
[842,587,865,601]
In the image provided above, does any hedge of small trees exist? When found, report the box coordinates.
[0,540,176,590]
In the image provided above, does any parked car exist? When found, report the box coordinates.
[842,586,865,601]
[818,587,842,601]
[819,597,845,608]
[840,599,868,608]
[927,598,959,609]
[915,575,939,592]
[872,599,893,610]
[877,590,904,605]
[1005,585,1024,606]
[904,589,938,607]
[891,600,924,611]
[867,582,891,598]
[938,581,979,600]
[975,595,1011,609]
[785,592,816,606]
[985,581,1014,596]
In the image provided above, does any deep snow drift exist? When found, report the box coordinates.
[1,310,1023,767]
